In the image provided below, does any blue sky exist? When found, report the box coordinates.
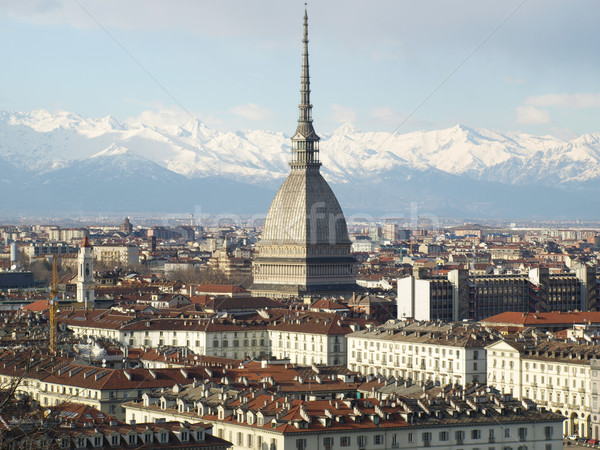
[2,0,600,139]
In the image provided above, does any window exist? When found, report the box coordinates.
[111,435,119,445]
[238,433,243,446]
[391,434,398,448]
[129,434,136,444]
[422,432,432,443]
[324,437,334,448]
[439,431,448,441]
[504,428,511,438]
[94,436,102,446]
[296,439,307,450]
[456,430,465,442]
[408,433,413,443]
[489,429,495,442]
[248,435,253,447]
[181,431,188,442]
[160,433,168,443]
[544,426,553,439]
[340,437,351,447]
[374,435,383,445]
[358,436,367,448]
[472,429,481,439]
[518,427,527,441]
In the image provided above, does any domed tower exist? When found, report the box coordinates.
[251,9,357,298]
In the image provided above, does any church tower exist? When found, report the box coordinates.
[251,9,357,298]
[76,235,95,307]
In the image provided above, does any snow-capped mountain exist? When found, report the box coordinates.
[1,109,599,218]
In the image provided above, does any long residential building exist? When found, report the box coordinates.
[0,349,221,420]
[124,382,564,450]
[59,308,372,366]
[347,321,498,386]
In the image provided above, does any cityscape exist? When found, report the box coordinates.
[2,2,600,449]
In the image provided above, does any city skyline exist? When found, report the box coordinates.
[2,1,600,139]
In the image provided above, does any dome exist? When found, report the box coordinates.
[260,169,350,246]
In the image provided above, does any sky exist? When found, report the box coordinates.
[2,0,600,139]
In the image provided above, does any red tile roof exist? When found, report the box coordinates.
[482,311,600,327]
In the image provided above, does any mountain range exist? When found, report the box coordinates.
[1,109,599,219]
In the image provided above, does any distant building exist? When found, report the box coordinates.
[48,228,86,242]
[94,245,139,267]
[398,265,597,321]
[120,217,133,234]
[0,271,35,289]
[22,243,78,261]
[382,223,398,241]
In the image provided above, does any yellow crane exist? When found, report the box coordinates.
[49,257,59,354]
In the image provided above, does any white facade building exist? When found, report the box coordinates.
[486,337,599,439]
[347,320,497,385]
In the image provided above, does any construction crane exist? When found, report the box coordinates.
[49,256,59,354]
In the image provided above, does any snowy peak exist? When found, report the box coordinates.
[2,108,600,188]
[92,144,132,158]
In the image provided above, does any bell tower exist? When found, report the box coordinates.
[76,235,95,307]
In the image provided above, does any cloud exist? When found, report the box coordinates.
[525,93,600,109]
[126,107,195,128]
[516,106,551,125]
[331,104,356,123]
[230,103,272,121]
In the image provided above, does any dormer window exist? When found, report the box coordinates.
[181,431,188,442]
[160,432,168,443]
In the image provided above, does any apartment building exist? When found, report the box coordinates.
[93,244,140,267]
[60,308,370,366]
[398,264,596,321]
[347,321,498,385]
[124,384,563,450]
[0,349,214,420]
[486,336,600,439]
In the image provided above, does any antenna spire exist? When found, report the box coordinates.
[290,5,320,169]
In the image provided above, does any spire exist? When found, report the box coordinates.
[300,7,311,124]
[290,6,320,170]
[81,234,91,248]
